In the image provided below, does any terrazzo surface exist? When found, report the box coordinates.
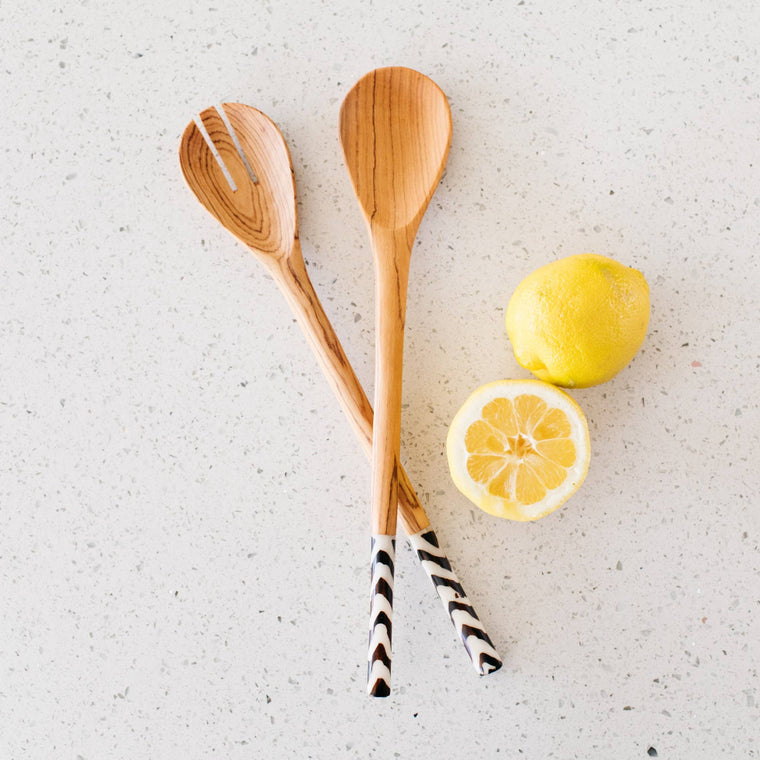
[1,0,758,757]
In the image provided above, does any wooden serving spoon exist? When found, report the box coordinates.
[179,103,501,691]
[340,68,453,696]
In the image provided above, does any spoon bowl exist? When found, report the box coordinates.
[340,67,452,230]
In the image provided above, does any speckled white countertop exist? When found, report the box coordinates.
[1,1,758,757]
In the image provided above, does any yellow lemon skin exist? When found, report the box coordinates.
[505,253,650,388]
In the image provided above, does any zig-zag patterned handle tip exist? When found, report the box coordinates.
[367,535,395,697]
[408,529,502,676]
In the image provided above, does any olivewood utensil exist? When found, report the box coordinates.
[339,67,454,696]
[179,103,502,691]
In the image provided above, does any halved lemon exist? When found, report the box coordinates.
[446,379,590,521]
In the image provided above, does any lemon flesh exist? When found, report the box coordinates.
[505,253,650,388]
[447,379,590,521]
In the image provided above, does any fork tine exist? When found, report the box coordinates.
[180,116,237,203]
[217,104,258,185]
[198,107,248,193]
[179,119,227,200]
[220,103,298,226]
[192,113,237,191]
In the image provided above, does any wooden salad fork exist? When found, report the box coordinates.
[339,67,455,695]
[179,103,502,694]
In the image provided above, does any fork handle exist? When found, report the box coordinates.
[408,529,502,675]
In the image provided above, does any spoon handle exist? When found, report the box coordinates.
[270,242,502,678]
[367,534,394,696]
[367,229,416,695]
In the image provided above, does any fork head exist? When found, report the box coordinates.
[179,103,298,261]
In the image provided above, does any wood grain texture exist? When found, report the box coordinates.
[180,104,296,257]
[180,103,501,691]
[339,68,452,538]
[179,102,430,535]
[274,240,431,535]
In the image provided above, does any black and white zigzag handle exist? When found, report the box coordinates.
[408,529,502,676]
[367,535,395,697]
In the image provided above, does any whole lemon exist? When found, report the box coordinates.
[505,253,650,388]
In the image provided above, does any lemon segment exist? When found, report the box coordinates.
[447,379,590,521]
[505,253,650,388]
